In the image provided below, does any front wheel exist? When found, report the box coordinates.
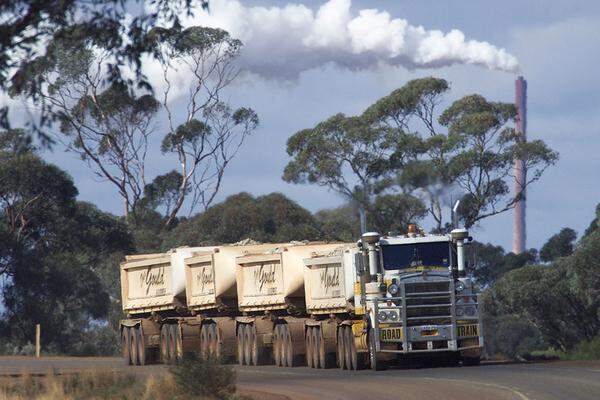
[368,328,384,371]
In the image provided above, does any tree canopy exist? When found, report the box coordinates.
[1,0,207,135]
[0,129,133,353]
[285,77,558,233]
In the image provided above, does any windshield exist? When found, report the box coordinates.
[381,242,451,270]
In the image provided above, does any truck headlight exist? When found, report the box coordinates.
[378,311,388,322]
[455,281,465,293]
[456,307,465,317]
[388,283,399,296]
[465,306,477,316]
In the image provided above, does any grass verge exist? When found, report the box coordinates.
[0,354,251,400]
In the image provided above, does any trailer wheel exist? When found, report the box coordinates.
[200,324,209,358]
[273,325,282,367]
[282,324,294,367]
[315,327,327,369]
[237,324,245,365]
[348,326,366,370]
[249,324,261,366]
[243,324,252,366]
[168,324,179,363]
[160,324,170,363]
[136,327,148,365]
[121,327,131,365]
[337,327,346,370]
[305,326,314,368]
[312,327,321,368]
[129,327,139,366]
[208,323,219,359]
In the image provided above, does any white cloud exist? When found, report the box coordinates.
[160,0,518,80]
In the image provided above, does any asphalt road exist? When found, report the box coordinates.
[1,356,598,400]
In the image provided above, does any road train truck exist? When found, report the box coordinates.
[119,227,483,369]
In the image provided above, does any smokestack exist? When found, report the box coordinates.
[513,76,527,254]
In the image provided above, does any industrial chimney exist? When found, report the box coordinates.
[513,76,527,254]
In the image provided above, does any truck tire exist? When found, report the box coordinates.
[274,325,283,367]
[368,328,384,371]
[160,324,170,363]
[347,325,366,370]
[243,324,252,366]
[136,327,148,365]
[200,324,209,357]
[343,326,354,370]
[312,327,323,369]
[121,327,131,365]
[305,326,314,368]
[237,324,245,365]
[282,324,294,367]
[129,327,139,366]
[208,323,219,359]
[248,324,263,366]
[168,324,178,363]
[337,327,346,370]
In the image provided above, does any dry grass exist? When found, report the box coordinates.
[0,356,250,400]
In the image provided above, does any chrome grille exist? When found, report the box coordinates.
[403,280,452,327]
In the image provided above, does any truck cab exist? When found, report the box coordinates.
[361,225,483,368]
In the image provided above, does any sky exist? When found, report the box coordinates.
[21,0,600,251]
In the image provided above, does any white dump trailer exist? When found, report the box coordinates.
[120,247,213,315]
[119,246,217,365]
[185,244,279,312]
[303,245,360,314]
[120,243,304,366]
[234,243,345,366]
[302,245,368,370]
[181,244,284,361]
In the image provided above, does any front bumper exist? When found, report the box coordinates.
[373,296,483,354]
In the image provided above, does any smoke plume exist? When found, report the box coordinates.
[178,0,519,78]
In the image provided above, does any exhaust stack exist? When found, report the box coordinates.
[513,76,527,254]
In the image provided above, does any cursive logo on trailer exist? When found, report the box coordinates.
[195,264,215,295]
[243,262,282,296]
[138,266,166,296]
[312,263,344,299]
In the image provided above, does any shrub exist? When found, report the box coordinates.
[561,337,600,360]
[481,311,546,359]
[169,353,237,400]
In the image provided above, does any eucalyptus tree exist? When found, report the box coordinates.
[10,26,258,226]
[362,77,454,231]
[14,38,161,219]
[285,77,558,232]
[440,94,558,228]
[1,0,207,135]
[154,26,259,226]
[283,112,425,233]
[364,77,558,230]
[0,129,132,352]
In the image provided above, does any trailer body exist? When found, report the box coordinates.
[303,245,359,314]
[120,247,212,315]
[185,244,280,312]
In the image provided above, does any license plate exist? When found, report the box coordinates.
[380,327,403,342]
[457,324,479,337]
